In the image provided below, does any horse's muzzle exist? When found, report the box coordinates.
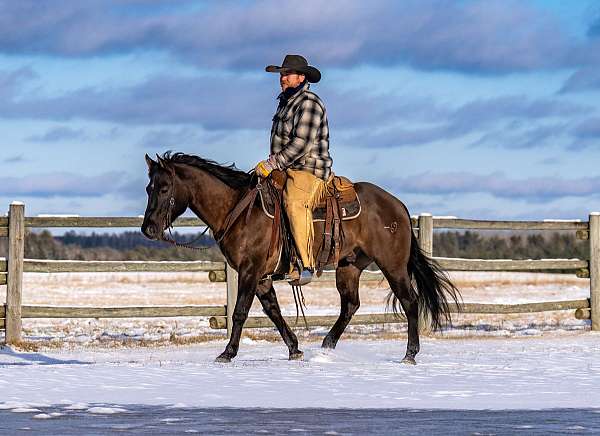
[142,223,159,240]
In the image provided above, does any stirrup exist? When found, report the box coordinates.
[288,268,313,286]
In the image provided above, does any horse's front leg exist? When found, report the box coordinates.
[215,271,258,363]
[256,280,303,360]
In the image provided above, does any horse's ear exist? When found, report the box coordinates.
[156,154,175,175]
[145,154,156,171]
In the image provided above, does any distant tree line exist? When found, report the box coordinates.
[0,229,589,263]
[0,230,223,261]
[433,231,588,260]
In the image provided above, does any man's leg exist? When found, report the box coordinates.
[284,170,326,273]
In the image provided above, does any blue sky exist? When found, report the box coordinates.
[1,0,600,220]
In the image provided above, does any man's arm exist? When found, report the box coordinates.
[271,97,324,170]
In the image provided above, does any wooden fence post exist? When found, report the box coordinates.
[590,212,600,331]
[6,202,25,344]
[226,263,238,339]
[418,213,433,257]
[417,213,434,334]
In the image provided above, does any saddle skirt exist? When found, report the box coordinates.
[258,174,361,221]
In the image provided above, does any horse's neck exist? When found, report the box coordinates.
[179,166,243,233]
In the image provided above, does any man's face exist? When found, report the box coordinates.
[280,71,305,91]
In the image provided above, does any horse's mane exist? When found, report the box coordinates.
[162,151,252,189]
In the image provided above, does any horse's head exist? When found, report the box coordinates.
[141,154,188,240]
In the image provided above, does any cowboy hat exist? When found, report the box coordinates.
[265,54,321,83]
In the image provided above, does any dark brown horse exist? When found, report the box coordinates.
[142,152,459,364]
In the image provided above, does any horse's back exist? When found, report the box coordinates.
[344,181,413,262]
[354,181,412,224]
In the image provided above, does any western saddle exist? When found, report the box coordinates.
[259,170,361,278]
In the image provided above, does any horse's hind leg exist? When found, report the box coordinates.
[256,280,303,360]
[322,263,362,349]
[384,268,420,365]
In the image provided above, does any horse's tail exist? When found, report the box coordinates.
[401,230,462,330]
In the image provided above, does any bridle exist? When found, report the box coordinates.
[154,167,262,251]
[155,174,211,251]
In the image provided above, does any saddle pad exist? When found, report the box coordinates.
[258,189,361,222]
[313,194,361,221]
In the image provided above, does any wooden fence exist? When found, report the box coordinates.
[1,202,598,344]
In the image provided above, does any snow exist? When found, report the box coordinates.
[0,271,596,411]
[33,412,63,419]
[1,334,600,410]
[87,407,128,414]
[0,270,592,345]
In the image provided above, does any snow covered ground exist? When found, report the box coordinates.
[1,334,600,410]
[0,270,592,344]
[0,270,599,432]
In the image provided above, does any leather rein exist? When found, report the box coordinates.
[160,194,211,251]
[158,172,263,251]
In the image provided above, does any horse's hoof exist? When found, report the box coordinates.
[401,356,416,365]
[321,338,336,349]
[215,355,232,363]
[289,351,304,361]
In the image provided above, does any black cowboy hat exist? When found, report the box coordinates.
[265,54,321,83]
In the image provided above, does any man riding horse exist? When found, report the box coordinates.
[255,54,332,286]
[141,54,460,364]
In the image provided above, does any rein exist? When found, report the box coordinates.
[213,178,262,244]
[158,172,262,250]
[161,195,212,251]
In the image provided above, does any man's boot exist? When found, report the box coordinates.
[287,261,313,286]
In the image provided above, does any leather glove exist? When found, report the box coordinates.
[255,158,277,178]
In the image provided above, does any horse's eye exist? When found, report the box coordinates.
[160,187,169,194]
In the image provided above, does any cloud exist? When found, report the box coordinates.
[408,202,579,221]
[559,68,600,93]
[325,91,445,129]
[450,96,585,127]
[587,14,600,37]
[3,154,26,163]
[26,126,87,142]
[137,127,230,150]
[115,176,148,200]
[0,0,579,75]
[470,123,569,149]
[568,117,600,149]
[385,171,600,202]
[0,66,37,98]
[0,66,591,151]
[341,124,452,148]
[573,117,600,139]
[0,73,274,129]
[0,171,130,197]
[342,96,587,149]
[0,68,446,131]
[538,157,560,166]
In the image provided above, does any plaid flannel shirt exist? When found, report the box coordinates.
[270,82,332,180]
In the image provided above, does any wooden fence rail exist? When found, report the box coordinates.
[209,299,591,330]
[432,218,588,231]
[20,259,225,273]
[20,305,226,319]
[1,203,598,344]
